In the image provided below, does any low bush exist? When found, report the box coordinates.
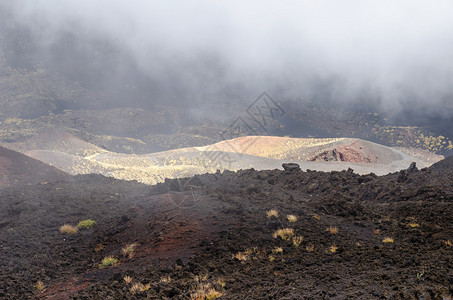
[99,256,118,268]
[77,219,96,229]
[59,224,78,234]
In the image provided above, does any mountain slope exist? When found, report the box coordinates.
[2,134,444,185]
[0,146,69,189]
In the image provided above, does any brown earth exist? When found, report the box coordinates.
[0,153,452,299]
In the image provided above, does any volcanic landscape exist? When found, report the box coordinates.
[1,128,453,299]
[1,2,453,299]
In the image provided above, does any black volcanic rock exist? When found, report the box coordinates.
[282,163,301,172]
[1,165,452,299]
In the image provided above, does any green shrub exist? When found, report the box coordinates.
[77,219,96,229]
[99,256,118,268]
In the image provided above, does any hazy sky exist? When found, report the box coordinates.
[3,0,453,117]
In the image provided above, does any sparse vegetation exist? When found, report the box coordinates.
[329,244,338,253]
[273,247,283,254]
[34,280,45,291]
[124,275,133,284]
[382,237,394,243]
[122,243,138,259]
[244,247,257,256]
[232,251,248,261]
[1,107,451,298]
[99,256,118,268]
[292,235,303,247]
[77,219,96,229]
[272,228,294,240]
[94,243,104,252]
[59,224,78,234]
[287,214,298,222]
[326,226,338,234]
[160,276,171,284]
[130,282,151,295]
[194,274,209,283]
[190,283,223,300]
[266,209,278,219]
[306,244,315,252]
[231,247,264,261]
[372,126,453,153]
[216,278,226,289]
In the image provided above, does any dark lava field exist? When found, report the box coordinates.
[1,153,452,299]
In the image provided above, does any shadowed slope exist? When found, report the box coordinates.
[0,146,69,189]
[430,155,453,172]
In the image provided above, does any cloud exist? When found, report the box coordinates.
[2,0,453,116]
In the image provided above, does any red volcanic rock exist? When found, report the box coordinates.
[311,141,379,163]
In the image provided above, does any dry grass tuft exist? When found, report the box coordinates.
[122,243,138,259]
[216,278,226,289]
[328,244,338,253]
[266,209,278,219]
[306,244,315,252]
[194,274,209,283]
[124,275,133,284]
[382,237,394,243]
[160,276,171,284]
[59,224,78,234]
[272,228,294,240]
[130,282,151,295]
[232,252,249,261]
[190,283,223,300]
[273,247,283,254]
[34,280,45,291]
[292,235,303,247]
[244,247,256,256]
[287,214,298,222]
[94,243,104,252]
[325,226,338,234]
